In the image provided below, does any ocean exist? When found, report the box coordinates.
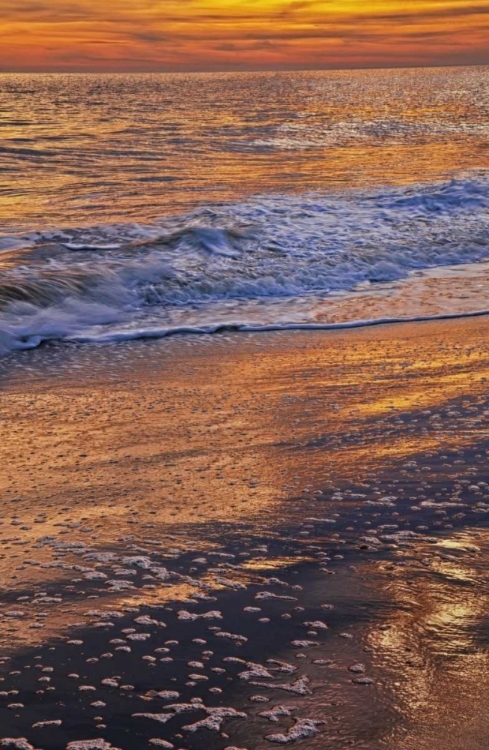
[0,66,488,354]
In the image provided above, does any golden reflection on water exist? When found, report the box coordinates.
[370,528,489,749]
[1,68,488,230]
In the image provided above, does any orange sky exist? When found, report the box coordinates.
[0,0,488,72]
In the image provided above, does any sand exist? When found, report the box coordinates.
[0,317,488,749]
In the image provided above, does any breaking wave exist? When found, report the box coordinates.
[1,175,488,355]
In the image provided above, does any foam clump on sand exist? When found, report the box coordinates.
[134,703,247,733]
[251,676,312,695]
[255,592,296,601]
[238,662,275,681]
[132,713,174,724]
[66,742,122,750]
[352,676,375,685]
[258,705,297,722]
[215,631,248,642]
[177,610,222,621]
[266,659,297,674]
[266,718,325,744]
[348,663,366,673]
[145,690,180,700]
[303,620,328,630]
[182,706,247,732]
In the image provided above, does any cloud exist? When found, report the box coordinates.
[0,0,488,71]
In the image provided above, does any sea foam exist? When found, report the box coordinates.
[0,175,488,354]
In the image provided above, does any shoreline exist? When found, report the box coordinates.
[0,317,488,749]
[0,262,489,357]
[3,257,489,357]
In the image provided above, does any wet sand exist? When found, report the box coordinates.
[0,318,488,749]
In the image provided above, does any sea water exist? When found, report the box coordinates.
[0,67,488,354]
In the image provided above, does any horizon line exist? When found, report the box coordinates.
[0,61,487,75]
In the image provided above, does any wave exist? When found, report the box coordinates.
[0,175,488,355]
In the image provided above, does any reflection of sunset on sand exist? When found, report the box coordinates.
[0,318,488,744]
[2,317,488,563]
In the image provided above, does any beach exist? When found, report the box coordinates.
[0,316,488,749]
[1,64,488,750]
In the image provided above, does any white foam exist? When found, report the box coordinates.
[0,175,488,354]
[65,308,489,346]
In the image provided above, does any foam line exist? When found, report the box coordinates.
[70,307,489,345]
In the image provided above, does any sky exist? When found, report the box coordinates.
[0,0,488,73]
